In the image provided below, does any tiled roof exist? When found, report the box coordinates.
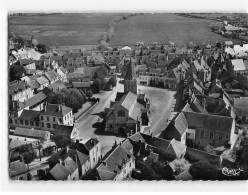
[121,139,133,152]
[41,104,72,117]
[14,127,50,139]
[84,138,99,151]
[47,147,89,166]
[9,139,32,150]
[190,98,208,114]
[19,110,40,121]
[101,145,134,174]
[121,91,137,111]
[47,80,66,93]
[183,111,233,132]
[10,160,28,177]
[36,76,49,85]
[9,81,29,96]
[26,80,40,90]
[174,112,189,136]
[25,92,47,107]
[50,163,70,180]
[65,158,78,174]
[168,139,187,158]
[54,124,74,137]
[44,71,57,82]
[28,74,41,81]
[182,103,194,112]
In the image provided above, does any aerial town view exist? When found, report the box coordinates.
[8,12,248,181]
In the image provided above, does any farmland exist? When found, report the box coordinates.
[9,13,232,47]
[110,13,231,46]
[9,13,124,46]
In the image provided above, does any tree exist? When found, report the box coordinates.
[21,150,37,169]
[78,89,87,103]
[53,135,72,150]
[100,77,106,90]
[140,164,162,180]
[36,44,48,53]
[86,90,93,99]
[64,94,81,112]
[173,159,191,176]
[35,138,45,161]
[109,76,117,87]
[189,160,218,180]
[50,92,67,104]
[92,79,101,94]
[68,89,84,105]
[9,64,26,81]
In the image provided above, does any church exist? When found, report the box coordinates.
[104,58,151,136]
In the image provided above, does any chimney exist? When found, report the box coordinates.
[44,105,47,112]
[58,105,61,111]
[66,146,69,154]
[76,139,79,149]
[202,98,206,110]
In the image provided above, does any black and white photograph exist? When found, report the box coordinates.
[2,0,248,192]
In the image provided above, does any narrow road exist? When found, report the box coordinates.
[75,79,124,156]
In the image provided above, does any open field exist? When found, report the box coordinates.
[9,13,237,47]
[110,13,232,46]
[9,13,124,46]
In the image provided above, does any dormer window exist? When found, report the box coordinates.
[118,110,125,117]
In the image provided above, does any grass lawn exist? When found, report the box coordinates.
[110,13,231,46]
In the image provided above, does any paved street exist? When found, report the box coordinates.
[76,79,125,156]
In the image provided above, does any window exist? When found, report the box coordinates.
[200,131,204,138]
[129,162,131,167]
[210,132,214,139]
[226,134,229,140]
[53,117,55,122]
[36,122,39,126]
[117,110,125,117]
[42,123,44,127]
[59,118,62,123]
[219,134,223,141]
[25,120,29,125]
[9,118,13,124]
[30,121,34,126]
[47,116,49,121]
[20,120,23,125]
[47,123,51,128]
[53,124,56,129]
[41,116,43,120]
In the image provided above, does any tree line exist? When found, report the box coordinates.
[47,88,90,113]
[97,13,144,50]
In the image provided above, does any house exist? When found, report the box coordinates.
[10,160,28,180]
[9,80,34,102]
[47,162,76,180]
[105,59,150,136]
[72,81,92,92]
[69,138,101,169]
[164,68,182,89]
[183,111,235,148]
[129,132,187,162]
[26,80,41,93]
[44,70,59,84]
[56,66,68,81]
[47,142,90,179]
[23,91,47,111]
[39,104,74,132]
[36,76,49,90]
[13,127,51,141]
[54,124,79,141]
[159,112,188,145]
[81,142,135,181]
[18,110,41,129]
[231,59,248,75]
